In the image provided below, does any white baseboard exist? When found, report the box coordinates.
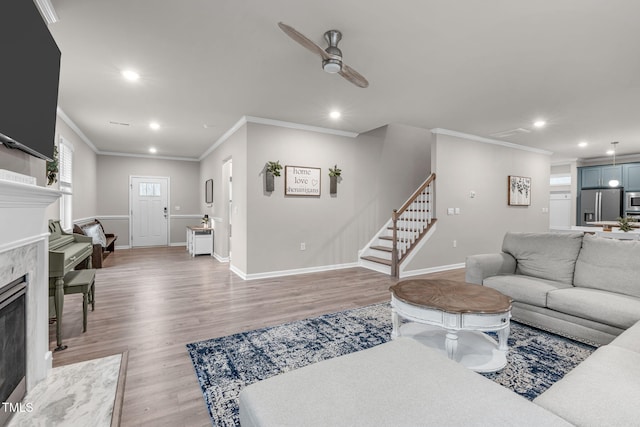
[229,264,247,280]
[114,245,130,250]
[231,262,359,281]
[399,262,465,278]
[213,253,229,263]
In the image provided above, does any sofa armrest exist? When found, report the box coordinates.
[465,253,516,285]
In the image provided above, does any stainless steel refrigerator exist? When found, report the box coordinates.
[579,188,623,225]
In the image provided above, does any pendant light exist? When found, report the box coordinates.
[608,141,620,187]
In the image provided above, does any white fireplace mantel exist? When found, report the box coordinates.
[0,179,61,208]
[0,179,61,391]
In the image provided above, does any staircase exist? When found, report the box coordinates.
[360,173,436,277]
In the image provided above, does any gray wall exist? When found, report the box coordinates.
[242,121,431,275]
[0,145,46,184]
[199,124,248,272]
[405,133,551,271]
[96,155,201,246]
[0,113,98,225]
[57,119,98,221]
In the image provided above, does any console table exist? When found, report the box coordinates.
[186,226,214,256]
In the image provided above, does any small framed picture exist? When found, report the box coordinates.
[205,179,213,204]
[508,176,531,206]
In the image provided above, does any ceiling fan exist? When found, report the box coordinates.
[278,22,369,88]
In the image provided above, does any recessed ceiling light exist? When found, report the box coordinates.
[533,120,546,128]
[578,141,588,147]
[329,111,341,119]
[149,147,157,154]
[149,122,160,130]
[121,70,140,82]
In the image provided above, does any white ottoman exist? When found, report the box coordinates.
[239,337,571,427]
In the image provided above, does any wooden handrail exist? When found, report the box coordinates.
[393,173,436,220]
[391,172,436,277]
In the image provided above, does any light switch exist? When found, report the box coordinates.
[447,208,454,215]
[454,208,460,215]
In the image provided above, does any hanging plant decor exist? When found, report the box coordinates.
[265,160,282,192]
[46,145,59,186]
[328,164,341,194]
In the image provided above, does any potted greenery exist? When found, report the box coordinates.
[265,160,282,192]
[617,216,636,232]
[46,145,59,186]
[328,164,341,195]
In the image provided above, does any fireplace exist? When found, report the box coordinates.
[0,179,62,423]
[0,276,27,426]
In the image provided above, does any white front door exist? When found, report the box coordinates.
[130,176,169,247]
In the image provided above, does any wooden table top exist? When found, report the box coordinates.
[389,279,512,314]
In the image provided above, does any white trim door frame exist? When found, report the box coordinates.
[130,175,170,247]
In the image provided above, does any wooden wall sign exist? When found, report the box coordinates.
[285,166,321,196]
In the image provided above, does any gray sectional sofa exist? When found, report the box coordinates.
[239,232,640,426]
[465,232,640,346]
[240,320,640,426]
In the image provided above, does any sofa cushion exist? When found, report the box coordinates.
[239,337,572,427]
[534,345,640,427]
[483,275,571,307]
[609,320,640,353]
[502,232,583,285]
[83,223,107,247]
[547,287,640,330]
[574,234,640,298]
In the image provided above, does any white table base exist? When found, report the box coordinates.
[398,322,508,373]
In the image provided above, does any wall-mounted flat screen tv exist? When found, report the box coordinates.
[0,0,61,162]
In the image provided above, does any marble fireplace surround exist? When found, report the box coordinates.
[0,180,61,393]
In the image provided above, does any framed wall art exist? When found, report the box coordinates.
[205,179,213,204]
[285,165,321,196]
[508,175,531,206]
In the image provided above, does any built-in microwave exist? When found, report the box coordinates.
[626,192,640,212]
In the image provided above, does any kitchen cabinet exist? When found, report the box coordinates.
[579,165,622,189]
[623,163,640,191]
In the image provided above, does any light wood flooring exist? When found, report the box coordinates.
[49,246,464,426]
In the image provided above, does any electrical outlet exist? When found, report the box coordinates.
[300,242,306,251]
[454,208,460,215]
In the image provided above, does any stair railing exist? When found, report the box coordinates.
[391,173,436,277]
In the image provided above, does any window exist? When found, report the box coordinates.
[58,136,74,230]
[550,174,571,186]
[139,182,161,197]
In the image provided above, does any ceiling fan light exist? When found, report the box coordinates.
[322,59,342,74]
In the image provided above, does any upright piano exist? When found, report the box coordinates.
[48,220,93,351]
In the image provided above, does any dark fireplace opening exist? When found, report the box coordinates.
[0,275,27,427]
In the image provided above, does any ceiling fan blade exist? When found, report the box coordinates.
[278,22,331,61]
[339,64,369,88]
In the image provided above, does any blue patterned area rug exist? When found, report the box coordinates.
[186,303,594,427]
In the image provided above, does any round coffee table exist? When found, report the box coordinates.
[389,279,512,373]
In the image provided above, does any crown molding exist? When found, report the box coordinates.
[99,151,198,162]
[56,108,99,153]
[431,128,553,156]
[198,116,248,161]
[245,116,359,138]
[198,116,359,161]
[34,0,59,25]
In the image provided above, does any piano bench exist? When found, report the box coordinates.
[49,269,96,333]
